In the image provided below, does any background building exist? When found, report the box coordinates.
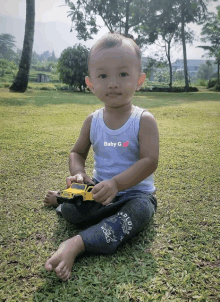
[141,57,218,82]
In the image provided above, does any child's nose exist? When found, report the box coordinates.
[108,81,119,88]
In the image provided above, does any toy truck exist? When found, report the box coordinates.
[56,182,95,204]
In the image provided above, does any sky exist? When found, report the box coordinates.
[1,0,220,61]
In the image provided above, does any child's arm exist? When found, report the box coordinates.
[67,113,94,186]
[91,112,159,204]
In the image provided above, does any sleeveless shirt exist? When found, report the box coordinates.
[90,105,155,196]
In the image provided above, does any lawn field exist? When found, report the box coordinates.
[0,88,220,301]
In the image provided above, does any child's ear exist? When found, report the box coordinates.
[136,73,146,91]
[85,76,94,92]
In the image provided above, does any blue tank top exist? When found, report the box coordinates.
[90,105,155,196]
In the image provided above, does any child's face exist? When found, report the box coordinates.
[85,40,146,108]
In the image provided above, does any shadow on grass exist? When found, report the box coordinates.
[34,209,157,301]
[1,89,220,108]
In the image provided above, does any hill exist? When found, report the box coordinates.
[0,13,90,57]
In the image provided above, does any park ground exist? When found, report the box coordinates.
[0,87,219,301]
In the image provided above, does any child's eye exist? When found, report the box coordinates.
[98,73,128,79]
[120,72,128,77]
[98,74,107,79]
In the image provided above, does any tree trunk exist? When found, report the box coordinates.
[9,0,35,92]
[217,62,220,85]
[167,40,173,89]
[181,6,189,92]
[125,1,130,36]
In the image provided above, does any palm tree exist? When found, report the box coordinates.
[177,0,209,92]
[197,12,220,86]
[10,0,35,92]
[197,46,220,85]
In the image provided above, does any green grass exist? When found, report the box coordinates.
[0,88,219,302]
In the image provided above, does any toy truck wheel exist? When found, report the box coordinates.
[76,195,83,206]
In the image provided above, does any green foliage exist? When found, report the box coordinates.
[0,82,10,88]
[27,83,57,91]
[0,33,16,61]
[217,5,220,20]
[57,44,90,91]
[0,59,17,77]
[207,77,218,88]
[197,60,216,80]
[199,12,220,62]
[197,11,220,84]
[196,78,208,86]
[13,48,22,66]
[31,61,58,73]
[153,67,170,83]
[173,69,185,81]
[215,84,220,91]
[143,58,168,80]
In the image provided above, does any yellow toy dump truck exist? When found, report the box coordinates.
[56,182,95,204]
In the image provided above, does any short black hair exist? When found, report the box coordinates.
[87,31,142,77]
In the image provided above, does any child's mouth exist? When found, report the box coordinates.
[107,93,121,97]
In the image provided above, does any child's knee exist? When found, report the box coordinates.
[61,203,81,224]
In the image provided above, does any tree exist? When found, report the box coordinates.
[48,50,58,62]
[0,59,10,77]
[197,11,220,85]
[197,60,215,80]
[144,1,180,88]
[175,0,214,91]
[0,59,17,77]
[217,5,220,20]
[64,0,187,88]
[64,0,153,50]
[146,0,212,91]
[10,0,35,93]
[13,48,22,67]
[140,0,214,91]
[40,50,51,62]
[57,44,89,92]
[140,0,194,88]
[0,34,16,61]
[31,51,41,66]
[143,57,167,80]
[64,0,213,92]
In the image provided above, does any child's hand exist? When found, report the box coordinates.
[91,179,118,205]
[66,173,95,188]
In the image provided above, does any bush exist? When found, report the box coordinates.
[207,78,217,88]
[27,83,57,91]
[196,79,208,86]
[215,84,220,91]
[54,83,69,91]
[39,86,57,91]
[140,86,199,93]
[57,44,89,91]
[0,82,10,88]
[26,82,71,91]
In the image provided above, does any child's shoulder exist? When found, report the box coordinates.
[81,113,94,133]
[82,108,103,130]
[139,108,158,134]
[137,106,156,121]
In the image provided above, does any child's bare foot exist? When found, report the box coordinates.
[45,235,85,281]
[43,191,59,207]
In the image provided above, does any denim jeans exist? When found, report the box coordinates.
[60,178,157,255]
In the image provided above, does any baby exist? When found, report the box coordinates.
[44,32,159,281]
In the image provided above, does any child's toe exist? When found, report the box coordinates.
[45,262,53,272]
[64,271,71,281]
[61,269,70,281]
[55,261,65,274]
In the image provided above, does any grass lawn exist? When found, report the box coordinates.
[0,88,219,302]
